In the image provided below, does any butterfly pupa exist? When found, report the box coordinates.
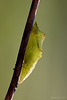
[19,22,45,84]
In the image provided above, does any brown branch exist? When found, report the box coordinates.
[4,0,40,100]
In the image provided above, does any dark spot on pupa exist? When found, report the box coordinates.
[25,60,26,63]
[13,68,15,70]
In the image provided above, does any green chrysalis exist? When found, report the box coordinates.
[19,22,45,84]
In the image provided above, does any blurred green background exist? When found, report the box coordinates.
[0,0,67,100]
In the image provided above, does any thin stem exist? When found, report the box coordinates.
[4,0,40,100]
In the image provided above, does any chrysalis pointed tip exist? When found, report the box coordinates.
[35,21,37,25]
[33,21,38,27]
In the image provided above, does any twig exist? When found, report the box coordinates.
[4,0,40,100]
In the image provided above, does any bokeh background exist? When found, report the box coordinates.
[0,0,67,100]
